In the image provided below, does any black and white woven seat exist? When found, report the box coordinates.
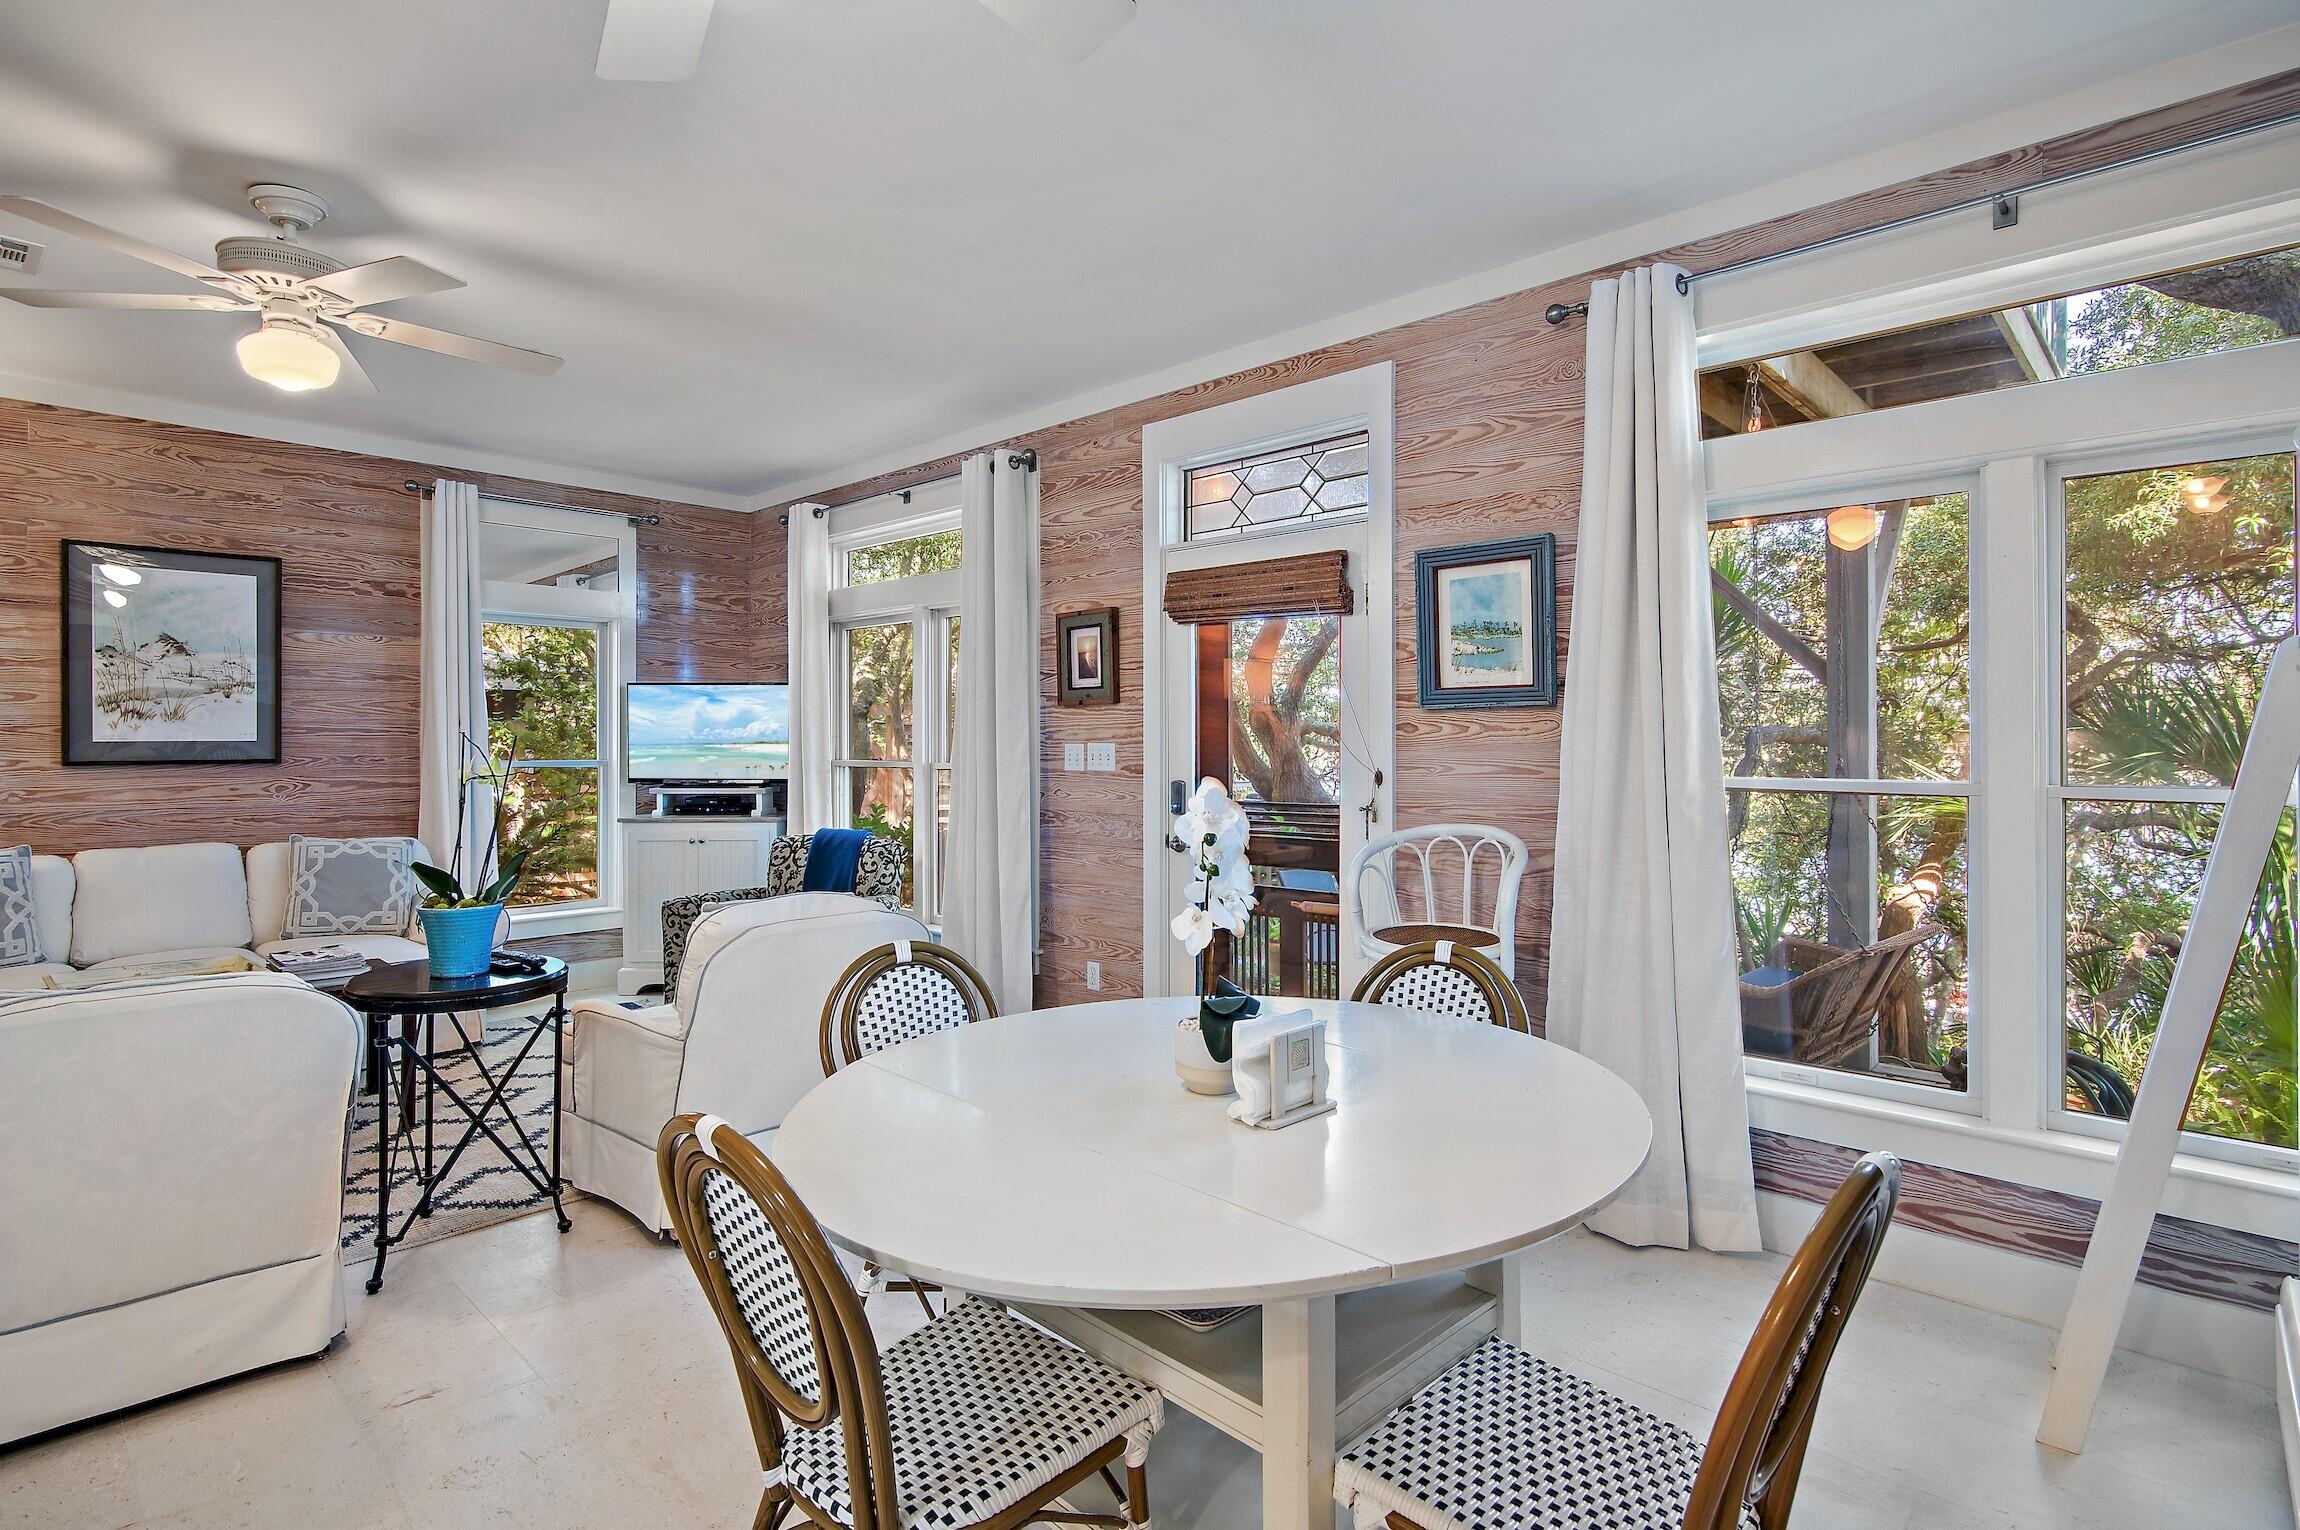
[1336,1337,1757,1530]
[1334,1153,1901,1530]
[661,1114,1160,1530]
[821,939,998,1073]
[1351,939,1528,1031]
[782,1297,1162,1530]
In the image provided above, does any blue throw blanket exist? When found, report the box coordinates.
[802,828,870,893]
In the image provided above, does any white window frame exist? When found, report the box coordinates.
[1705,300,2300,1232]
[478,498,635,938]
[827,479,963,927]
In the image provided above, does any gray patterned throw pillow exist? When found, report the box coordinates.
[0,845,44,968]
[283,836,419,938]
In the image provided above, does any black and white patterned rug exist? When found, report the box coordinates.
[338,1003,577,1261]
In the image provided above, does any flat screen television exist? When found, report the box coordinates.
[625,682,790,784]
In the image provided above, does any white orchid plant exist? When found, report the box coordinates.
[1170,777,1256,975]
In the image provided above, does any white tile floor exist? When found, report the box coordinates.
[3,1204,2288,1530]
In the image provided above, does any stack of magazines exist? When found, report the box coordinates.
[268,945,373,988]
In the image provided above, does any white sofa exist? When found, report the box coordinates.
[0,972,359,1443]
[1,838,433,992]
[563,892,927,1233]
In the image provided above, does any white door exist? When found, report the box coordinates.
[1140,366,1398,1000]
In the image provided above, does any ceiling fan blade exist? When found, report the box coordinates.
[314,324,377,394]
[596,0,715,80]
[359,315,562,376]
[307,256,464,309]
[0,196,228,284]
[0,288,244,311]
[974,0,1135,62]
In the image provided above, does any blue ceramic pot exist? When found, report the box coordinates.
[418,904,502,979]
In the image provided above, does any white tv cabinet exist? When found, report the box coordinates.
[616,816,782,994]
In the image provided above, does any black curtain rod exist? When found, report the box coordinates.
[775,448,1037,527]
[404,479,660,527]
[1542,103,2300,326]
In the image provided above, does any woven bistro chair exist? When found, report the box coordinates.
[1351,939,1529,1032]
[819,939,999,1316]
[1334,1152,1901,1530]
[819,940,999,1075]
[659,1115,1162,1530]
[1738,924,1944,1068]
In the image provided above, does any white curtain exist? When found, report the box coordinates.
[786,501,837,834]
[943,451,1040,1011]
[418,479,491,892]
[1548,266,1761,1252]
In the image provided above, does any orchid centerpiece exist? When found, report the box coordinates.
[1170,776,1255,986]
[1169,777,1259,1093]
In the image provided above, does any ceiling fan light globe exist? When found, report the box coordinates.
[237,321,339,392]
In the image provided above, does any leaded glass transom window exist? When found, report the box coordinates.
[1185,432,1369,541]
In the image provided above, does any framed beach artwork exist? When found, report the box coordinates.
[61,541,281,764]
[1413,534,1557,709]
[1056,607,1119,705]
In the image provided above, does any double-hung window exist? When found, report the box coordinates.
[1703,205,2300,1172]
[827,491,963,925]
[476,499,635,928]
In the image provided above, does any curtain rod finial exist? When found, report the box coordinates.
[1545,301,1587,326]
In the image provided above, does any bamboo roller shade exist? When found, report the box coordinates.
[1161,550,1353,624]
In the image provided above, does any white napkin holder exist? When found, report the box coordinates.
[1227,1012,1335,1130]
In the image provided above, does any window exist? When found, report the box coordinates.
[1706,226,2300,1167]
[1699,240,2300,439]
[2056,450,2297,1149]
[1713,494,1972,1092]
[1184,431,1369,541]
[484,620,606,907]
[829,493,963,923]
[475,499,633,925]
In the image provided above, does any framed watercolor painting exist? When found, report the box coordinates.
[1056,607,1119,705]
[61,541,281,764]
[1412,534,1557,708]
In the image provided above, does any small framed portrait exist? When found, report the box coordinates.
[1413,534,1557,708]
[61,541,282,764]
[1056,607,1119,706]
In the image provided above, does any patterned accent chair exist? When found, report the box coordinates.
[1333,1153,1900,1530]
[1351,939,1528,1032]
[659,1114,1162,1530]
[658,832,911,995]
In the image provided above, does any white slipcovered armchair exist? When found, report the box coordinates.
[560,892,929,1233]
[0,973,358,1443]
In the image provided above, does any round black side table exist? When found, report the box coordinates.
[342,957,570,1293]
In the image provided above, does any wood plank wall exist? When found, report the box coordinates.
[760,65,2300,1017]
[0,396,769,855]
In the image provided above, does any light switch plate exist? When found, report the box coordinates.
[1063,742,1085,772]
[1085,960,1102,991]
[1086,741,1117,772]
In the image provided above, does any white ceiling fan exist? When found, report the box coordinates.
[596,0,1136,80]
[0,185,562,394]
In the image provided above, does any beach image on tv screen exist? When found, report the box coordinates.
[628,685,789,780]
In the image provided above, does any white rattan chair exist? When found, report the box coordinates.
[1347,824,1529,978]
[660,1115,1162,1530]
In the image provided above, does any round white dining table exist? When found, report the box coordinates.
[772,996,1652,1530]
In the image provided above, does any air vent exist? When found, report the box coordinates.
[0,236,41,276]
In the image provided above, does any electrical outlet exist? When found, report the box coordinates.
[1063,742,1085,772]
[1086,741,1117,772]
[1085,960,1102,991]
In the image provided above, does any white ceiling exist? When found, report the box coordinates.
[0,0,2293,507]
